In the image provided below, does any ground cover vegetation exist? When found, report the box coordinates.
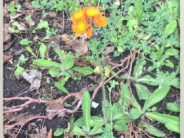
[3,0,180,137]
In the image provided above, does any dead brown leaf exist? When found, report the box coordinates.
[23,2,34,10]
[29,127,47,138]
[4,4,8,16]
[53,19,63,28]
[22,70,42,91]
[3,54,13,63]
[42,34,88,55]
[3,24,11,43]
[10,14,22,23]
[47,129,52,138]
[48,12,57,17]
[19,22,27,31]
[26,19,35,27]
[3,40,14,51]
[63,34,88,55]
[105,46,114,55]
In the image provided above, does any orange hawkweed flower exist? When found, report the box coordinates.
[84,7,100,18]
[71,8,86,22]
[86,26,93,38]
[93,12,107,27]
[72,20,90,35]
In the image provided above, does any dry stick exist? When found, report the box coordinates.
[91,55,131,101]
[5,99,83,133]
[3,86,91,113]
[127,51,137,111]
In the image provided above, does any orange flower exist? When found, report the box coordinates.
[93,12,107,27]
[86,26,93,38]
[71,8,86,22]
[84,7,100,18]
[72,20,90,35]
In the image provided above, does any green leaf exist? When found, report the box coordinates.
[75,117,85,127]
[143,123,165,137]
[8,2,15,11]
[145,112,180,124]
[49,68,61,77]
[136,75,163,86]
[71,125,86,136]
[82,91,91,132]
[63,58,74,70]
[120,83,141,110]
[20,39,32,45]
[165,48,179,56]
[19,55,28,64]
[69,114,74,131]
[89,126,103,135]
[53,128,64,136]
[127,19,138,32]
[166,102,180,112]
[165,123,180,133]
[145,112,180,133]
[130,108,142,120]
[14,66,24,76]
[114,120,128,132]
[164,20,177,37]
[73,66,93,75]
[90,116,104,127]
[135,0,143,21]
[164,60,174,68]
[26,46,36,57]
[135,84,150,100]
[143,86,170,112]
[33,59,61,68]
[133,59,146,77]
[39,43,47,59]
[75,116,104,128]
[36,20,49,29]
[54,82,68,94]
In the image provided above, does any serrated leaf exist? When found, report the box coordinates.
[73,66,93,75]
[33,59,61,68]
[135,84,150,100]
[36,20,49,29]
[127,19,138,32]
[145,112,180,133]
[164,20,177,37]
[143,86,170,112]
[54,128,64,136]
[39,43,47,59]
[71,125,86,136]
[135,0,143,21]
[82,91,91,132]
[63,58,74,70]
[166,102,180,112]
[20,39,32,45]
